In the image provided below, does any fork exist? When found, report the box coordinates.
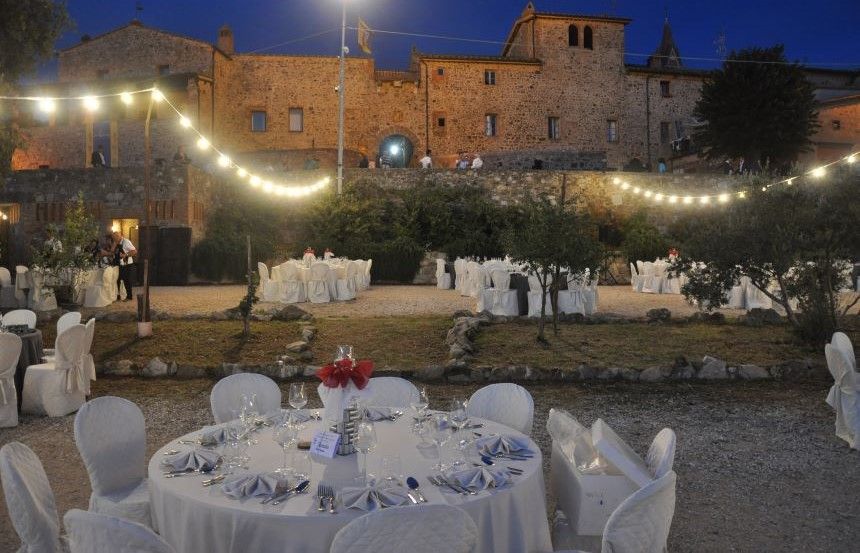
[316,483,327,512]
[321,484,336,514]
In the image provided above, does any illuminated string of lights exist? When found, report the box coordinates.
[610,151,858,207]
[0,88,330,198]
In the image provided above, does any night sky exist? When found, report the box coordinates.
[40,0,860,78]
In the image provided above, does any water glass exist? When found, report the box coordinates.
[410,387,429,433]
[289,383,308,411]
[353,421,378,485]
[292,451,311,481]
[272,419,298,476]
[380,455,402,487]
[430,413,451,471]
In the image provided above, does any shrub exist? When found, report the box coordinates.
[620,210,669,264]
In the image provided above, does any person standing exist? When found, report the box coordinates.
[419,150,433,169]
[471,153,483,169]
[91,145,106,168]
[657,158,667,173]
[173,144,191,163]
[112,230,136,302]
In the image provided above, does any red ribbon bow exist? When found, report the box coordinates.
[317,358,373,390]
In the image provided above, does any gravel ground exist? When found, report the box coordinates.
[104,284,748,319]
[1,377,856,552]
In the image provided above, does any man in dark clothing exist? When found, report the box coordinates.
[112,231,137,301]
[91,145,106,167]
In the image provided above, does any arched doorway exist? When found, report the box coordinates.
[378,134,414,168]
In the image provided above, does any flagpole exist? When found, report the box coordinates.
[336,0,347,195]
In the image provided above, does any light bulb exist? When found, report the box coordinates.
[811,166,825,178]
[846,154,856,164]
[217,154,231,167]
[632,187,641,194]
[620,182,630,190]
[612,177,621,185]
[37,98,56,113]
[1,214,7,221]
[654,193,664,202]
[262,181,273,193]
[179,116,191,128]
[120,92,133,105]
[738,191,747,199]
[152,89,165,102]
[196,137,210,150]
[644,190,653,198]
[249,175,261,187]
[700,196,710,205]
[668,195,678,204]
[683,196,693,204]
[237,167,247,178]
[718,193,729,203]
[82,96,99,111]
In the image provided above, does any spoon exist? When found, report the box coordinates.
[406,477,427,503]
[271,480,310,505]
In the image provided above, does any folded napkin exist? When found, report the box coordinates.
[448,467,511,491]
[161,448,221,472]
[363,406,393,421]
[222,472,288,500]
[475,435,534,456]
[266,410,314,426]
[198,426,229,446]
[340,485,412,511]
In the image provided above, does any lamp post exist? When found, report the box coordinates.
[336,0,347,195]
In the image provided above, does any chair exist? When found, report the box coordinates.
[329,504,477,553]
[81,318,96,385]
[435,259,451,290]
[0,267,18,308]
[306,262,332,303]
[0,333,22,428]
[353,260,367,291]
[466,262,488,299]
[210,373,282,424]
[363,259,373,288]
[645,428,676,478]
[21,324,87,417]
[455,258,468,294]
[45,312,84,359]
[629,263,642,292]
[64,509,174,553]
[557,273,587,316]
[335,261,358,301]
[639,262,660,294]
[584,278,599,314]
[744,281,772,310]
[279,263,307,304]
[74,396,151,528]
[824,344,859,449]
[831,332,856,370]
[480,270,519,317]
[466,383,534,436]
[0,442,66,553]
[555,471,677,553]
[15,265,30,307]
[527,274,554,318]
[28,271,58,312]
[84,267,119,308]
[257,262,282,303]
[3,308,38,329]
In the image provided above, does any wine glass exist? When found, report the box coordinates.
[429,413,451,471]
[224,416,248,473]
[410,387,429,433]
[272,419,298,476]
[449,398,469,468]
[240,394,259,445]
[353,421,378,486]
[289,383,307,416]
[335,345,354,361]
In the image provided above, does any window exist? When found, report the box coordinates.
[484,70,496,85]
[832,120,842,130]
[568,25,578,47]
[157,64,170,76]
[674,120,685,139]
[548,117,560,140]
[660,122,670,144]
[436,67,444,76]
[96,69,109,80]
[289,107,303,132]
[606,119,618,142]
[485,114,497,137]
[584,26,593,50]
[437,117,446,127]
[251,110,267,132]
[660,80,671,97]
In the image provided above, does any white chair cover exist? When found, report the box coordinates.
[646,428,676,478]
[629,263,642,292]
[28,271,58,312]
[0,266,18,309]
[306,263,332,303]
[467,262,489,299]
[744,280,772,310]
[83,267,119,308]
[4,309,38,329]
[335,261,358,301]
[64,509,174,553]
[279,263,307,304]
[329,504,477,553]
[353,260,368,291]
[57,312,82,336]
[435,259,451,289]
[210,373,282,424]
[583,278,599,314]
[0,442,65,553]
[74,397,151,528]
[466,383,534,436]
[363,259,372,288]
[21,325,87,417]
[455,259,468,294]
[831,332,856,370]
[599,471,677,553]
[824,344,859,449]
[527,275,554,318]
[483,270,518,317]
[639,262,660,294]
[257,262,282,303]
[81,319,96,383]
[0,333,22,428]
[558,275,587,316]
[15,266,30,307]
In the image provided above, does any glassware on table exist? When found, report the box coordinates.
[409,387,430,433]
[240,394,260,445]
[380,455,402,487]
[353,420,378,486]
[429,413,451,471]
[448,398,470,468]
[224,418,248,474]
[272,419,298,476]
[289,383,308,420]
[335,345,354,361]
[292,451,311,481]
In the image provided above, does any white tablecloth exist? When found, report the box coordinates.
[148,415,552,553]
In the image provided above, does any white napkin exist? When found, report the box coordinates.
[340,485,412,511]
[448,467,511,491]
[222,473,288,499]
[161,448,221,472]
[266,410,314,425]
[363,407,393,421]
[475,435,534,456]
[198,426,228,446]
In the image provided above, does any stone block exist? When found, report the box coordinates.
[737,364,770,380]
[646,308,671,323]
[698,356,728,380]
[142,357,169,377]
[640,366,670,382]
[286,341,309,353]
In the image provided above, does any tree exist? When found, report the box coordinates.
[504,193,603,343]
[621,210,669,266]
[693,45,818,168]
[672,172,860,345]
[0,0,71,171]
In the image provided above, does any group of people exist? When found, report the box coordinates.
[417,150,483,170]
[88,231,137,302]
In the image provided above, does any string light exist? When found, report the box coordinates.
[847,154,856,164]
[810,166,826,178]
[82,96,99,111]
[37,98,56,113]
[700,196,710,205]
[683,196,693,205]
[196,137,210,150]
[151,89,164,102]
[217,154,231,167]
[718,193,729,203]
[120,92,133,105]
[179,116,191,128]
[237,167,247,178]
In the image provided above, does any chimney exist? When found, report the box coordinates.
[217,24,234,55]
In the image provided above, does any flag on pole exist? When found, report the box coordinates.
[357,18,373,55]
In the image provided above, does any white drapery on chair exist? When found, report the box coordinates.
[639,262,660,294]
[824,344,859,450]
[28,271,58,312]
[0,442,66,553]
[4,309,37,329]
[74,396,152,528]
[646,428,677,478]
[558,273,587,316]
[335,261,359,301]
[329,505,478,553]
[21,324,87,417]
[0,333,22,428]
[306,262,332,303]
[81,319,96,385]
[83,267,119,308]
[257,262,282,303]
[0,267,18,309]
[466,383,534,436]
[435,259,451,289]
[353,260,367,290]
[279,263,307,304]
[527,275,554,318]
[629,263,642,292]
[467,262,489,299]
[831,332,856,370]
[64,509,174,553]
[210,373,282,424]
[45,312,83,360]
[455,258,468,295]
[363,259,372,289]
[15,266,29,307]
[480,270,518,316]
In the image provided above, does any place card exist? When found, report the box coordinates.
[310,431,340,459]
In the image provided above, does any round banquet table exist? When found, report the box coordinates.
[12,329,43,412]
[148,415,553,553]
